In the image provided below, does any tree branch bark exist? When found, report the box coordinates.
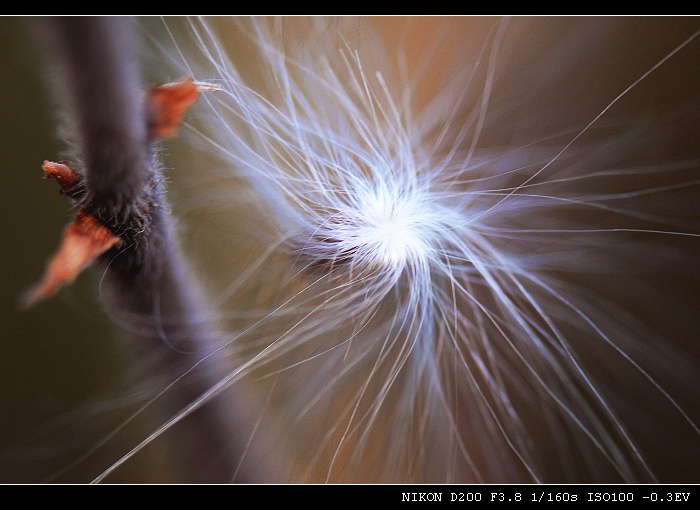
[37,16,259,483]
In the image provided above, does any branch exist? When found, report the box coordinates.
[30,16,262,483]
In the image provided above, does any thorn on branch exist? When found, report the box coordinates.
[22,208,122,308]
[25,78,215,308]
[42,160,84,199]
[147,78,220,139]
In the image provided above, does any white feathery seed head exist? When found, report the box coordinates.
[92,16,700,484]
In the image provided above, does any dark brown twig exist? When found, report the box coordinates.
[34,16,260,483]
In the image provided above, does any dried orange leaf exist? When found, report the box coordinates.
[42,160,82,195]
[146,77,201,139]
[23,209,121,307]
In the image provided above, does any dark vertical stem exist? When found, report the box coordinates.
[39,16,259,483]
[43,16,150,214]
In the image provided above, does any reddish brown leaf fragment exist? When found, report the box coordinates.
[146,77,201,139]
[23,209,122,307]
[42,160,82,195]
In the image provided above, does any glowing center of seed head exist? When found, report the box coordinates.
[358,192,430,268]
